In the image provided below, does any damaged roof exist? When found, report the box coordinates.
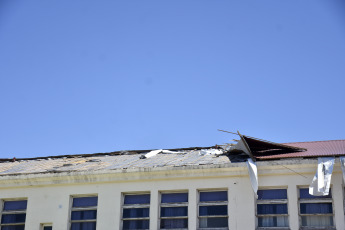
[0,148,229,176]
[257,139,345,159]
[0,138,344,176]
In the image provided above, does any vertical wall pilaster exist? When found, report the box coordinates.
[150,189,158,230]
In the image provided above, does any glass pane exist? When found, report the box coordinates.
[72,197,98,207]
[301,216,333,227]
[199,217,228,228]
[300,188,332,199]
[123,220,149,229]
[43,227,52,230]
[124,194,150,204]
[71,210,97,220]
[200,191,227,202]
[199,205,227,216]
[161,207,188,217]
[258,216,289,227]
[71,222,96,230]
[257,204,288,214]
[3,201,27,211]
[161,193,188,203]
[300,203,333,214]
[258,189,287,200]
[160,219,188,229]
[1,214,26,224]
[1,226,25,230]
[123,208,149,218]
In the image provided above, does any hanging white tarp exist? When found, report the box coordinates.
[246,158,258,198]
[340,156,345,182]
[309,157,335,196]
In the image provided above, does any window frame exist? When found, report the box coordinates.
[0,198,28,230]
[255,188,289,230]
[121,192,150,230]
[159,191,188,230]
[41,223,53,230]
[298,187,335,230]
[197,189,229,230]
[69,194,98,230]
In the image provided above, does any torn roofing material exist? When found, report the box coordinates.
[256,140,345,160]
[228,134,307,160]
[0,149,230,176]
[227,134,345,160]
[0,136,345,176]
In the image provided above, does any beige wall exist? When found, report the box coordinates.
[0,159,344,230]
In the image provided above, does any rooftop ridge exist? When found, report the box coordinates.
[283,139,345,144]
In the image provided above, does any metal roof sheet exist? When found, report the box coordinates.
[0,149,230,176]
[0,140,344,176]
[255,140,345,159]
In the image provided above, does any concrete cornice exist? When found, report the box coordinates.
[0,158,341,188]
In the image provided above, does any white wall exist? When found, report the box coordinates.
[0,159,344,230]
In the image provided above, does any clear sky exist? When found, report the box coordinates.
[0,0,345,158]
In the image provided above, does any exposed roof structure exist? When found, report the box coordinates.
[258,139,345,159]
[0,135,344,176]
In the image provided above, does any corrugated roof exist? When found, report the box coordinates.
[0,149,230,176]
[255,140,345,159]
[0,139,344,176]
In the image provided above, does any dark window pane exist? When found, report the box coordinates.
[1,225,25,230]
[199,205,227,216]
[200,191,227,202]
[72,197,98,207]
[160,219,188,229]
[199,217,228,228]
[43,227,52,230]
[161,193,188,203]
[1,214,26,224]
[123,208,149,218]
[300,203,333,214]
[258,189,287,200]
[123,220,149,229]
[124,194,150,204]
[257,204,288,215]
[71,210,97,220]
[71,222,96,230]
[299,188,332,199]
[3,201,27,211]
[161,207,188,217]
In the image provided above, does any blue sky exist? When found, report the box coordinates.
[0,0,345,158]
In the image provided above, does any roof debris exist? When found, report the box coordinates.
[0,131,344,176]
[199,149,223,156]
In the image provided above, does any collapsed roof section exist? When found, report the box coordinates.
[226,131,306,161]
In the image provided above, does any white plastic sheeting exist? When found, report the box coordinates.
[340,156,345,182]
[246,158,258,198]
[309,157,335,196]
[199,149,223,156]
[144,149,184,158]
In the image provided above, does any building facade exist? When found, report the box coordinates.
[0,137,344,230]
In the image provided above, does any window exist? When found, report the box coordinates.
[0,200,27,230]
[198,190,228,229]
[256,189,288,228]
[42,225,52,230]
[299,188,334,229]
[122,194,150,230]
[70,196,98,230]
[160,192,188,229]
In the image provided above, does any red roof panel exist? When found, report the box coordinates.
[255,139,345,160]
